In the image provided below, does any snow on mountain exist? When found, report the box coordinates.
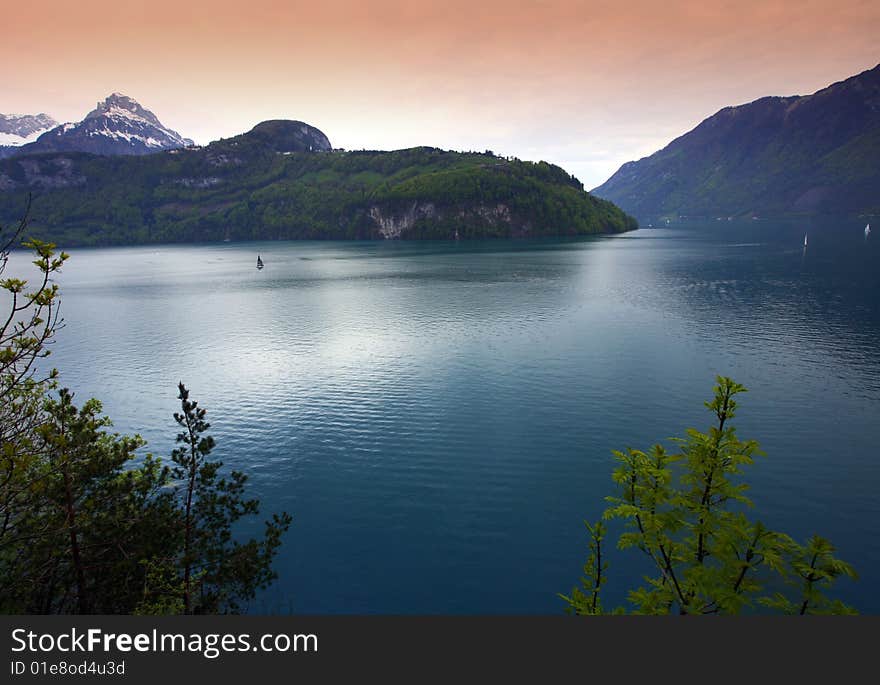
[0,113,58,146]
[9,94,193,157]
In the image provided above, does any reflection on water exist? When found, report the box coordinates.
[6,220,880,613]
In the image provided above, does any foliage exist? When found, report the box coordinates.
[0,199,73,609]
[561,376,857,615]
[0,141,637,246]
[1,202,292,613]
[0,194,67,399]
[0,389,175,613]
[562,521,608,615]
[167,382,292,614]
[0,382,293,615]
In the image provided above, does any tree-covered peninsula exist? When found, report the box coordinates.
[0,120,637,247]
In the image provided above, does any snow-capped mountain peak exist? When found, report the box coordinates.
[84,93,165,130]
[0,113,58,147]
[5,93,193,158]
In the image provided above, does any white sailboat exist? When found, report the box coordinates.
[803,234,808,247]
[866,223,871,239]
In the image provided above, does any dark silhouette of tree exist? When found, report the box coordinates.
[168,383,292,614]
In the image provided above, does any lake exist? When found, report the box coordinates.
[8,220,880,613]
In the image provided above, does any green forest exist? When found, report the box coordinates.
[0,138,637,247]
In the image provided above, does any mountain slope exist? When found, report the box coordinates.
[593,63,880,219]
[12,93,193,158]
[0,113,58,158]
[0,120,635,246]
[221,119,331,152]
[0,113,57,144]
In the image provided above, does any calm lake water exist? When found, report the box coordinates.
[9,220,880,613]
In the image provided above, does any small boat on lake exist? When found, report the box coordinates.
[866,223,871,239]
[257,255,264,270]
[804,234,808,247]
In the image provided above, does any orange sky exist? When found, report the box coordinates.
[4,0,878,187]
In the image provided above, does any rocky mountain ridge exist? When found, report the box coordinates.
[593,63,880,219]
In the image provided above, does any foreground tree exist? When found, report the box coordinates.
[1,382,294,615]
[1,202,293,613]
[0,196,67,394]
[147,383,293,614]
[0,390,176,614]
[561,377,857,615]
[1,197,67,515]
[0,198,74,609]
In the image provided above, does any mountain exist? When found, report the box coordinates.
[593,63,880,220]
[222,119,331,152]
[10,93,193,158]
[0,113,57,144]
[0,119,636,246]
[0,114,58,157]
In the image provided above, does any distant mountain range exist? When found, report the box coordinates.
[0,113,58,150]
[593,63,880,220]
[0,118,635,246]
[0,94,192,159]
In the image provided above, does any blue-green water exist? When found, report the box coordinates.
[9,221,880,613]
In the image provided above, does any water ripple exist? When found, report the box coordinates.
[5,226,879,613]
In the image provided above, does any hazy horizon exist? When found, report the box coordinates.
[4,0,878,188]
